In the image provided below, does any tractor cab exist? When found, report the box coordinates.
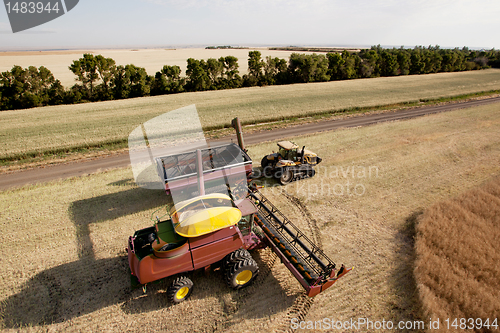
[277,141,299,162]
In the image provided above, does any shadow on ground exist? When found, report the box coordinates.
[387,210,424,329]
[69,186,167,260]
[1,183,294,328]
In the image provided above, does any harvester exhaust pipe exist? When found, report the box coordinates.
[196,149,205,196]
[231,117,246,152]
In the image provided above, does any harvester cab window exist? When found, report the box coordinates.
[288,149,298,161]
[238,214,253,236]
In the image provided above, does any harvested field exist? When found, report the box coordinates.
[414,177,500,333]
[1,69,500,161]
[1,102,500,332]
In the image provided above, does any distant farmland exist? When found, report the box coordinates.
[415,177,500,332]
[1,69,500,161]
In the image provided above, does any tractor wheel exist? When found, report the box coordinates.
[261,156,272,177]
[279,168,294,185]
[226,257,259,289]
[307,168,316,178]
[261,156,269,168]
[167,276,193,304]
[222,248,252,272]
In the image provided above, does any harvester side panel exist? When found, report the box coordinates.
[189,227,243,269]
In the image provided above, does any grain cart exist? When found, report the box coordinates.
[127,140,350,303]
[261,141,322,185]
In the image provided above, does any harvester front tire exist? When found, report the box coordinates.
[167,276,193,304]
[222,248,252,272]
[226,257,259,290]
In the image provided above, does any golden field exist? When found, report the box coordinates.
[1,69,500,161]
[1,102,500,332]
[414,177,500,333]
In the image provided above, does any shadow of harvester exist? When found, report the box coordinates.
[1,186,166,327]
[1,183,292,328]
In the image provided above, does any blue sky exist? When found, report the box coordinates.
[1,0,499,50]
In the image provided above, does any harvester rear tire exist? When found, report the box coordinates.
[167,276,193,304]
[222,248,252,272]
[226,257,259,290]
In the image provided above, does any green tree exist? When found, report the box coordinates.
[423,47,442,73]
[69,54,98,100]
[0,65,63,110]
[410,49,425,74]
[288,53,330,83]
[206,58,224,89]
[396,48,410,75]
[326,52,345,80]
[151,65,184,95]
[220,56,242,88]
[244,51,264,86]
[340,51,357,79]
[111,64,152,99]
[185,58,210,91]
[263,56,287,85]
[380,50,399,76]
[358,49,379,77]
[69,54,116,101]
[94,55,116,100]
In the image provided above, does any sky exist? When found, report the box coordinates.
[1,0,499,50]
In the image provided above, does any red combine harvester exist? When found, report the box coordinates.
[127,118,351,303]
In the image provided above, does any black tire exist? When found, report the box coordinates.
[279,168,293,185]
[261,156,269,169]
[261,156,273,177]
[222,248,252,272]
[307,168,316,178]
[226,257,259,289]
[167,276,193,303]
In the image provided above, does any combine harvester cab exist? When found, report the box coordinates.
[127,190,267,302]
[128,192,263,283]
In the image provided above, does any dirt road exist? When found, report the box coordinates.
[1,96,499,190]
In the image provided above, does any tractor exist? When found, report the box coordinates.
[260,141,322,185]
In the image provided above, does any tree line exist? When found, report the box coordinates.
[1,45,500,111]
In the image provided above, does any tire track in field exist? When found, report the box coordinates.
[282,190,323,250]
[273,190,323,332]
